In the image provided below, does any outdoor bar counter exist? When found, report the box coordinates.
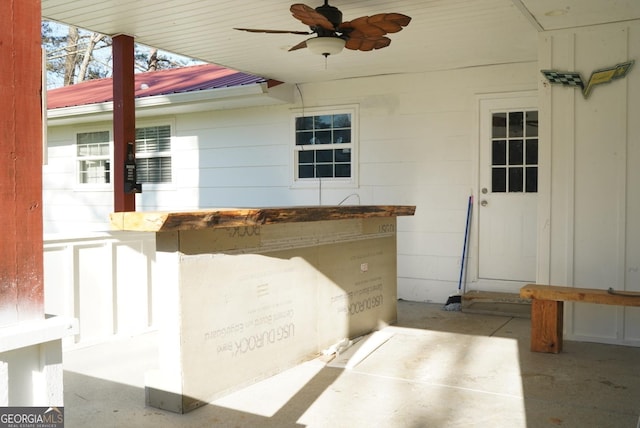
[110,205,416,413]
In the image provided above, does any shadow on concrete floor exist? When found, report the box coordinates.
[64,366,345,428]
[63,301,640,428]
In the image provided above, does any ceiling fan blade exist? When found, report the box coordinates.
[290,3,335,32]
[235,28,312,35]
[375,13,412,33]
[340,13,411,37]
[288,39,309,51]
[340,17,385,37]
[344,33,392,51]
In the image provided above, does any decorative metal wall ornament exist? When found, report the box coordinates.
[541,60,634,98]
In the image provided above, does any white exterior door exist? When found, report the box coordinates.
[477,95,538,289]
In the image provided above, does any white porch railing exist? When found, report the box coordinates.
[44,231,157,348]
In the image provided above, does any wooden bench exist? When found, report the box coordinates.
[520,284,640,353]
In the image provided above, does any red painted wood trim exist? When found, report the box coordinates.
[113,35,136,212]
[0,0,44,324]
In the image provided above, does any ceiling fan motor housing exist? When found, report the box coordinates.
[315,2,342,30]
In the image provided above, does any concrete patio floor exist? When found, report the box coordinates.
[63,301,640,427]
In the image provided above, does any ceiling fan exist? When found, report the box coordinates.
[235,1,411,57]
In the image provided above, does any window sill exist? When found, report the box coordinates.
[290,178,358,190]
[74,184,112,192]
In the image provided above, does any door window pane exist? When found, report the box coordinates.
[509,167,523,192]
[526,167,538,192]
[526,140,538,165]
[492,113,507,138]
[509,140,523,165]
[492,168,506,192]
[492,140,507,165]
[526,111,538,137]
[490,110,538,194]
[509,112,524,137]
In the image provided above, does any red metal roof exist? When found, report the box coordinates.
[47,64,274,109]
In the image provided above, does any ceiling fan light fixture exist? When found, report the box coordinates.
[306,37,345,56]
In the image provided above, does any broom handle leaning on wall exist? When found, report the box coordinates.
[457,195,473,294]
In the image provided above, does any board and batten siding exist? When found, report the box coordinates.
[539,20,640,346]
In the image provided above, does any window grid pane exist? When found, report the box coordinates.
[295,113,352,179]
[491,110,538,193]
[135,126,172,183]
[77,131,110,184]
[77,131,109,146]
[136,157,172,183]
[78,160,110,184]
[136,125,171,153]
[76,127,173,185]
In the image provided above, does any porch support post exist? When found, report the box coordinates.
[0,0,44,324]
[112,34,136,212]
[0,1,77,408]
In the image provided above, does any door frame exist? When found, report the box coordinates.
[470,90,548,293]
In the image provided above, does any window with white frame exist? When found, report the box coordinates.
[293,108,356,183]
[76,125,172,185]
[135,125,172,183]
[77,131,111,184]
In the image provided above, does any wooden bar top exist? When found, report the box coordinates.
[110,205,416,232]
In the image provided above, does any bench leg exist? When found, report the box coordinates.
[530,299,563,353]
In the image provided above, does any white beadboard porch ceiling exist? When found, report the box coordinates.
[41,0,640,84]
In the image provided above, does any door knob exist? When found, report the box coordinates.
[480,200,488,207]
